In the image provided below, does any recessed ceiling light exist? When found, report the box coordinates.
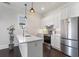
[41,7,45,11]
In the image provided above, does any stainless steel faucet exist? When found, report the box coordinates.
[21,25,25,37]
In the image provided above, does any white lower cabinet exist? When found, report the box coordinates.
[51,34,61,51]
[19,40,43,57]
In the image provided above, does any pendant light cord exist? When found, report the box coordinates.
[32,2,33,8]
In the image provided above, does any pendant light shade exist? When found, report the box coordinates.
[30,2,35,13]
[30,8,35,13]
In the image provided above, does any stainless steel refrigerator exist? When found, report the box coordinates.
[61,17,79,57]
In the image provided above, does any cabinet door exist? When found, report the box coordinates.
[27,40,43,57]
[51,34,61,50]
[19,43,28,57]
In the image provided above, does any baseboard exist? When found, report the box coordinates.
[51,46,61,52]
[51,46,61,51]
[0,43,19,50]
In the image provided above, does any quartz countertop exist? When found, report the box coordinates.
[16,34,43,44]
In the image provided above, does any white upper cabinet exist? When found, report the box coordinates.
[60,6,70,20]
[70,3,79,17]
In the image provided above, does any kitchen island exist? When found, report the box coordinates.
[17,34,43,57]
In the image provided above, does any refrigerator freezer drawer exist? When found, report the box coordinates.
[61,39,78,48]
[61,44,78,57]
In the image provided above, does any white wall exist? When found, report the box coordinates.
[0,4,41,50]
[42,2,79,51]
[0,5,19,49]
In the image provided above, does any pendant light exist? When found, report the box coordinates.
[30,2,35,13]
[24,4,27,20]
[22,4,27,37]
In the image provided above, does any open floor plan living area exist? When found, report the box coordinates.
[0,2,79,57]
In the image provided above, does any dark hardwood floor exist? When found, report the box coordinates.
[43,43,69,57]
[0,46,21,57]
[0,43,68,57]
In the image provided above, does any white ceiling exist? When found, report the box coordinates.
[1,2,68,16]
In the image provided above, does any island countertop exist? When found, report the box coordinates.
[16,34,43,44]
